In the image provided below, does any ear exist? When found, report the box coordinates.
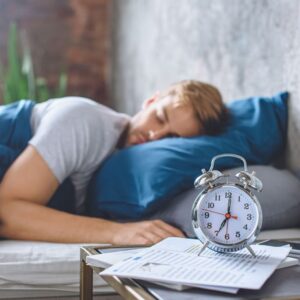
[142,91,160,109]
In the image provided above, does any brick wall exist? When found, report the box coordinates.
[0,0,111,105]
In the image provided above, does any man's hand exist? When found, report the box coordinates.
[111,219,185,245]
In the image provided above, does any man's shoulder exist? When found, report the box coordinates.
[45,96,126,117]
[32,96,130,138]
[46,96,100,110]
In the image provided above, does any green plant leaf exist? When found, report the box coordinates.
[1,22,68,104]
[6,23,23,102]
[21,29,36,100]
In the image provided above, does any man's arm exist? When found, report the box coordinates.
[0,146,184,244]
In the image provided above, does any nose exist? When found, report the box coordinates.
[148,128,168,141]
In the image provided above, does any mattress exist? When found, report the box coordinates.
[0,240,114,299]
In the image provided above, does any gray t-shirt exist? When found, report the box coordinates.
[29,97,130,213]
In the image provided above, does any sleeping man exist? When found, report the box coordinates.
[0,80,228,245]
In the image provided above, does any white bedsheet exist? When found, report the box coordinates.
[0,240,113,296]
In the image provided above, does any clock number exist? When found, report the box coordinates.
[204,212,209,218]
[244,203,249,209]
[235,231,241,238]
[238,196,241,202]
[215,194,220,201]
[247,214,252,220]
[207,222,212,229]
[208,202,214,208]
[225,192,232,198]
[225,233,230,240]
[243,224,248,230]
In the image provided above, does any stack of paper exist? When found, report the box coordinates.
[88,237,295,294]
[100,238,291,293]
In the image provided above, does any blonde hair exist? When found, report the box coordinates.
[163,80,228,135]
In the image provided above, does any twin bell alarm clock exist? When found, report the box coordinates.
[191,153,263,257]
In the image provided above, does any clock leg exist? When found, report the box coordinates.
[246,245,257,258]
[197,241,209,256]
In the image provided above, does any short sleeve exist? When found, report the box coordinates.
[29,101,98,183]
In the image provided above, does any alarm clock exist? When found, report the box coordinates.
[191,153,263,257]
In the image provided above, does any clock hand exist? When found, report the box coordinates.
[202,209,225,216]
[216,218,227,236]
[227,196,231,214]
[226,217,229,235]
[202,209,238,220]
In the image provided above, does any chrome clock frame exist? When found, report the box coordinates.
[192,183,263,255]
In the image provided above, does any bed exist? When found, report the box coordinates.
[1,228,299,299]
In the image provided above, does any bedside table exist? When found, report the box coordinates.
[80,245,155,300]
[80,244,300,300]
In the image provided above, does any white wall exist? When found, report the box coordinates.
[111,0,300,171]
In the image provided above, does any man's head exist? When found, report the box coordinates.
[122,80,228,147]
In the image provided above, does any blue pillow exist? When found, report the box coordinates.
[87,92,288,220]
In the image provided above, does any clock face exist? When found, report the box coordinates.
[197,185,259,245]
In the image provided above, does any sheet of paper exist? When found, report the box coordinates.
[88,244,296,270]
[277,257,299,269]
[87,249,143,268]
[101,237,291,291]
[90,248,237,293]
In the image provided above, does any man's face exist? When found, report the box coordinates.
[124,94,202,147]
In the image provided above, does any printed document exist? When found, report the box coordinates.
[88,249,238,293]
[101,237,291,291]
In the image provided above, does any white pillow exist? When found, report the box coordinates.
[151,165,300,236]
